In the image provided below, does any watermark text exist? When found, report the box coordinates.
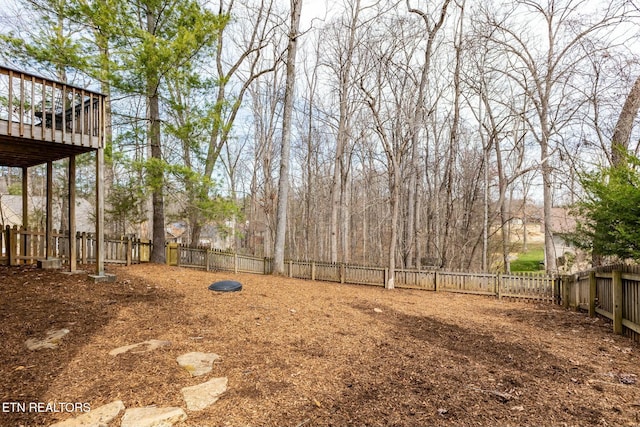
[2,401,90,413]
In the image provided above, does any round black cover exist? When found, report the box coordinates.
[208,280,242,292]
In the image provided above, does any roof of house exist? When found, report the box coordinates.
[549,207,577,234]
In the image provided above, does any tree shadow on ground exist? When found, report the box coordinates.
[313,302,601,427]
[0,264,182,427]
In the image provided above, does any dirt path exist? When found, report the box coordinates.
[1,263,639,426]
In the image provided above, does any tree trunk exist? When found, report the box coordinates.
[147,7,165,264]
[541,139,556,272]
[611,75,640,166]
[387,163,400,289]
[273,0,302,274]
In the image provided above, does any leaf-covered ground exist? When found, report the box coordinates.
[1,263,639,427]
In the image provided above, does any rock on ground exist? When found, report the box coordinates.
[49,400,124,427]
[120,407,187,427]
[108,339,171,356]
[25,328,70,350]
[181,377,228,411]
[176,352,220,377]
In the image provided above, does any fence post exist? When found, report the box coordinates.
[562,275,571,309]
[5,226,11,265]
[554,276,561,305]
[288,260,292,278]
[140,239,150,262]
[340,263,345,284]
[234,253,238,274]
[588,271,597,317]
[205,250,210,272]
[81,232,87,264]
[1,226,5,266]
[74,231,81,265]
[612,270,623,334]
[9,225,18,266]
[176,245,181,267]
[311,261,316,281]
[126,237,132,266]
[497,274,502,299]
[434,271,439,292]
[384,268,389,287]
[166,243,178,266]
[21,226,29,265]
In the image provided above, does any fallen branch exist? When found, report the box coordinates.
[295,418,311,427]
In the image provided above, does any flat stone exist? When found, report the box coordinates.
[38,258,62,269]
[88,273,117,283]
[108,339,171,356]
[181,377,228,411]
[120,407,187,427]
[25,328,70,350]
[176,352,221,377]
[49,400,125,427]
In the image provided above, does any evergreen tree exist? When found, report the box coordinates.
[571,156,640,260]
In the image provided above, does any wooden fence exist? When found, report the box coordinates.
[168,244,270,275]
[0,225,150,266]
[571,265,640,341]
[164,245,640,340]
[4,233,638,341]
[165,244,559,298]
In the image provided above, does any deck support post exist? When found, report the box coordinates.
[22,167,28,263]
[69,155,77,272]
[89,147,114,282]
[96,148,105,275]
[46,161,53,259]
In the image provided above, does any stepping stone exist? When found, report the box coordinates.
[176,352,221,377]
[25,328,70,350]
[120,407,186,427]
[49,400,124,427]
[181,377,228,411]
[108,339,171,356]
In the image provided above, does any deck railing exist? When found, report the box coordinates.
[0,66,103,149]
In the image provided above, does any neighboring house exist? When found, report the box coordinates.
[0,195,94,231]
[546,207,587,272]
[165,220,234,249]
[165,221,187,244]
[550,207,577,251]
[199,222,234,249]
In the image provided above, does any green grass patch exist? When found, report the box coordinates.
[510,244,545,272]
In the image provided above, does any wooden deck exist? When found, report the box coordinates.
[0,66,105,167]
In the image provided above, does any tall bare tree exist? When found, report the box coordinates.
[273,0,302,274]
[482,0,631,272]
[406,0,452,268]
